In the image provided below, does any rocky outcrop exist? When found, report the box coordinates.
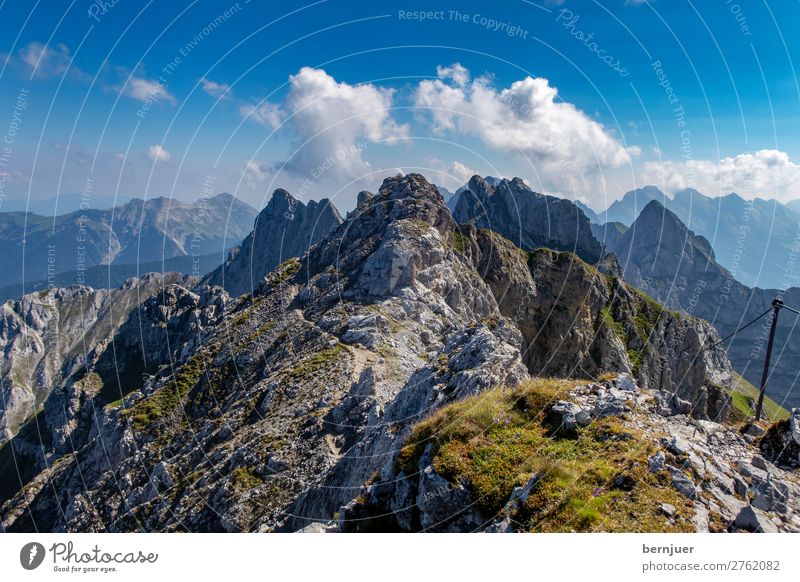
[0,174,740,532]
[453,175,603,263]
[341,376,800,533]
[0,273,193,443]
[202,189,342,297]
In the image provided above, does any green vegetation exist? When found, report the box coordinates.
[230,465,263,491]
[284,344,347,381]
[725,373,789,422]
[397,378,693,532]
[600,305,626,342]
[268,257,301,285]
[448,229,470,254]
[121,352,210,431]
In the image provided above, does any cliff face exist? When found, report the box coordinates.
[453,175,604,264]
[0,174,740,533]
[603,200,800,411]
[202,189,342,297]
[0,273,210,444]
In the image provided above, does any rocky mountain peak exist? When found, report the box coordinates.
[454,174,603,263]
[202,188,343,297]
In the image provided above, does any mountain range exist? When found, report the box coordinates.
[0,193,258,287]
[1,174,798,533]
[586,186,800,289]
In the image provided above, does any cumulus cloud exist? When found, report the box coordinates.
[147,145,171,162]
[19,42,73,78]
[240,102,283,129]
[200,77,232,100]
[641,149,800,201]
[119,75,176,105]
[436,63,470,87]
[413,64,637,186]
[447,161,478,184]
[244,67,408,180]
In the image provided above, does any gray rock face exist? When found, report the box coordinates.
[453,175,603,263]
[202,189,342,297]
[461,225,733,420]
[0,273,198,444]
[734,505,779,533]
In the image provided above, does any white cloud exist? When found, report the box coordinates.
[447,161,477,184]
[641,149,800,201]
[245,67,408,180]
[436,63,470,87]
[147,145,171,162]
[240,102,283,129]
[19,42,72,78]
[243,159,268,186]
[413,64,637,189]
[200,77,232,100]
[119,75,176,105]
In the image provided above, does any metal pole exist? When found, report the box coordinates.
[755,298,783,421]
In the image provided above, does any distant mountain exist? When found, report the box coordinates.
[604,199,800,410]
[666,188,800,289]
[590,221,627,252]
[202,189,342,296]
[0,250,229,303]
[0,194,133,215]
[0,193,257,287]
[453,175,603,263]
[574,200,599,223]
[443,175,501,213]
[597,185,668,225]
[593,186,800,288]
[786,199,800,214]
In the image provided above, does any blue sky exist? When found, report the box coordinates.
[1,0,799,212]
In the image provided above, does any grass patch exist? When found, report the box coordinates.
[121,351,210,431]
[284,344,347,381]
[725,372,788,422]
[397,378,693,532]
[267,257,301,285]
[449,229,470,254]
[230,466,263,491]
